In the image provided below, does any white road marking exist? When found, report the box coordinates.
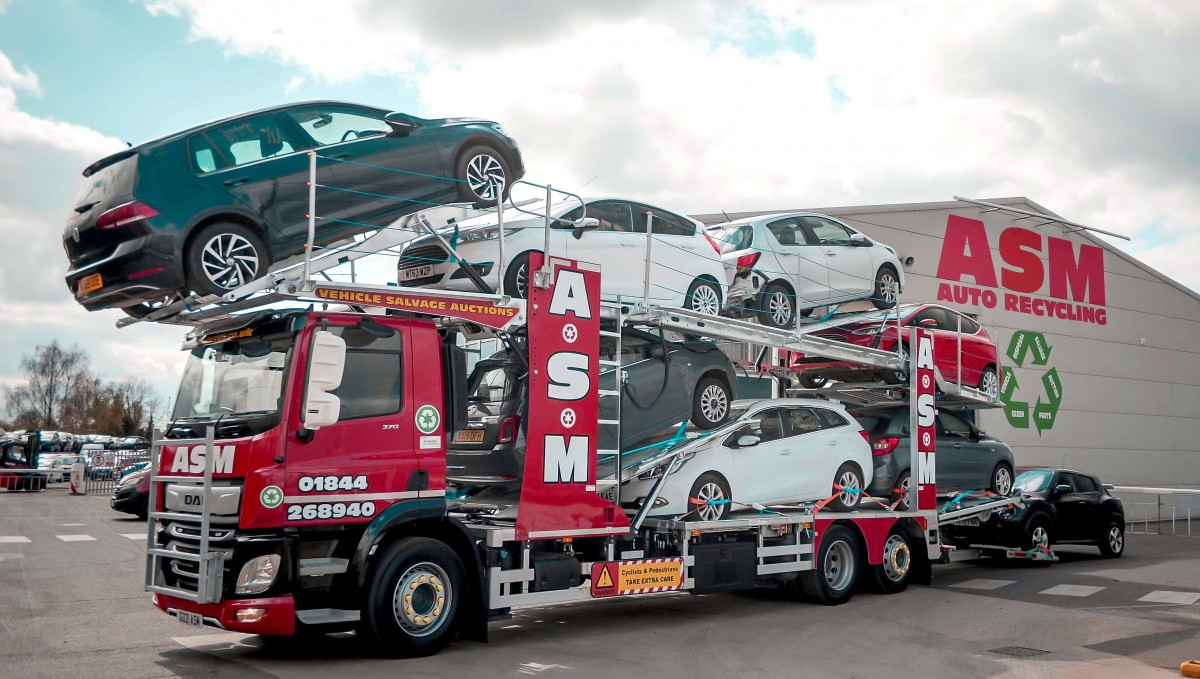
[518,662,571,675]
[1040,584,1105,597]
[950,578,1016,591]
[171,632,256,649]
[0,536,31,543]
[0,552,24,561]
[1139,590,1200,605]
[56,535,97,542]
[60,523,86,526]
[121,533,146,540]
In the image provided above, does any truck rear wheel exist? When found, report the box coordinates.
[867,528,913,594]
[799,524,861,605]
[359,537,465,658]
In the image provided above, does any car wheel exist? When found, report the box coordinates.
[503,252,536,298]
[978,366,999,398]
[867,528,914,594]
[797,372,828,390]
[186,223,267,296]
[1023,514,1052,551]
[456,145,512,207]
[691,377,731,430]
[685,278,722,316]
[871,266,900,310]
[688,473,731,521]
[990,463,1013,496]
[1098,517,1125,558]
[758,283,796,328]
[883,343,909,385]
[827,463,864,512]
[890,470,911,511]
[799,524,861,605]
[358,537,465,658]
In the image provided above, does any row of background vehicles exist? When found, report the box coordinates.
[57,100,1125,657]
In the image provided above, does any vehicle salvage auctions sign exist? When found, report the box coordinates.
[910,328,937,510]
[590,558,685,598]
[311,284,522,329]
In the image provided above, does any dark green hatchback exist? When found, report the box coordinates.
[63,101,523,315]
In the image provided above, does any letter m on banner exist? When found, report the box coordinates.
[516,253,630,540]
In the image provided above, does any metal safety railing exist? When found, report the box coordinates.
[1112,486,1200,537]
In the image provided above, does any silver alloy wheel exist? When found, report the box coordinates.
[391,561,453,637]
[768,290,793,326]
[200,232,259,290]
[699,384,729,424]
[838,469,862,506]
[688,282,721,316]
[1030,525,1050,548]
[1107,526,1124,553]
[879,271,899,304]
[980,369,999,397]
[895,474,911,510]
[695,481,726,521]
[465,153,505,201]
[514,261,528,297]
[881,534,911,582]
[823,539,855,590]
[993,466,1013,495]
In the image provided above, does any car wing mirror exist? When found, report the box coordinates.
[1052,484,1072,498]
[384,111,417,137]
[572,217,600,240]
[919,318,938,327]
[736,435,760,448]
[850,233,871,247]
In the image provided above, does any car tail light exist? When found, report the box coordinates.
[497,416,521,444]
[95,200,160,229]
[859,430,870,443]
[872,437,900,456]
[702,231,722,254]
[735,252,761,274]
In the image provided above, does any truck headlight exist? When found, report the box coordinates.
[234,554,281,595]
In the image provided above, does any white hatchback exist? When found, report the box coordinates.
[397,197,733,313]
[614,398,874,521]
[708,213,905,328]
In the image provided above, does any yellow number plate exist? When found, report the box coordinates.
[453,430,485,443]
[77,273,103,294]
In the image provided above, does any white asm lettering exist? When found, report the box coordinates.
[170,445,236,474]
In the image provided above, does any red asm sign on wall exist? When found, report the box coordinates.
[935,215,1108,325]
[516,254,630,540]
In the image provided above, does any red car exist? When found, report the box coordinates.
[787,303,999,395]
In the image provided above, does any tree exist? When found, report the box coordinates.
[2,341,91,430]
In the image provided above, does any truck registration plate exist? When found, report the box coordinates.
[453,430,485,443]
[176,609,204,628]
[399,265,433,282]
[77,273,103,294]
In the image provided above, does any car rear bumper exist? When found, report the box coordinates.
[154,592,296,636]
[65,234,184,311]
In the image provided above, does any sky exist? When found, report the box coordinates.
[1,0,1199,417]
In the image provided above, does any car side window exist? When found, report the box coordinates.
[329,326,403,420]
[191,114,301,172]
[782,407,825,436]
[910,307,949,329]
[815,408,849,428]
[586,201,638,233]
[803,217,855,246]
[612,333,651,365]
[637,205,694,236]
[1072,474,1098,492]
[287,107,391,147]
[1054,472,1076,492]
[749,409,786,443]
[948,311,981,334]
[938,412,972,437]
[766,217,809,247]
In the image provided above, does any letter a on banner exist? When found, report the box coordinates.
[516,253,630,540]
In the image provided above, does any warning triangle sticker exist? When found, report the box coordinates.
[596,565,614,589]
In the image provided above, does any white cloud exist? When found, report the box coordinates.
[284,75,305,95]
[0,50,40,94]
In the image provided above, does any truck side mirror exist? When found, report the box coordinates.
[303,330,346,430]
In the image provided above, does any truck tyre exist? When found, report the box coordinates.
[691,377,731,430]
[359,537,466,658]
[827,463,864,512]
[1098,516,1125,558]
[867,528,913,594]
[800,524,861,605]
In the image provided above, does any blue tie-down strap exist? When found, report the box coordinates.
[944,489,984,511]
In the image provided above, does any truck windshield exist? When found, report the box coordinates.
[172,335,291,419]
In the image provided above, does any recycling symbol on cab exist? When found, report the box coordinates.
[999,330,1063,434]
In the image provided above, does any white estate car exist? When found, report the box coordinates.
[397,197,733,314]
[708,213,905,328]
[614,398,873,521]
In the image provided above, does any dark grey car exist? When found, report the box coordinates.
[850,406,1015,509]
[446,328,738,484]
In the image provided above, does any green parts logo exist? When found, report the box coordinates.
[1000,330,1063,434]
[415,405,441,434]
[260,485,283,508]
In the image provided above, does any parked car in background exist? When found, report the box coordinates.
[850,406,1015,510]
[110,469,150,520]
[65,101,524,316]
[447,328,738,484]
[613,398,873,520]
[942,468,1125,557]
[398,197,733,315]
[37,454,85,483]
[785,303,1000,396]
[707,212,904,328]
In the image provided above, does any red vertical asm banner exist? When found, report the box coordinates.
[910,327,938,511]
[516,254,630,540]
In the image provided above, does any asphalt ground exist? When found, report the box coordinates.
[2,487,1198,678]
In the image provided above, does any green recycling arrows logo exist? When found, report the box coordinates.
[1000,330,1063,434]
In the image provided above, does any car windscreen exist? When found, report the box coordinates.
[467,362,519,403]
[172,334,291,419]
[851,412,889,434]
[1013,469,1054,493]
[72,154,138,223]
[708,225,753,253]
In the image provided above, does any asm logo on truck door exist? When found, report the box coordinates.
[168,445,236,474]
[517,254,631,540]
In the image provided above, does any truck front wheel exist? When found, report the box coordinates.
[359,537,466,658]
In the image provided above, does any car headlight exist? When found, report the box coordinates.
[852,325,888,335]
[234,554,281,595]
[460,227,523,243]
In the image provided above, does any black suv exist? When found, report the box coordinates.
[850,406,1016,509]
[64,101,523,316]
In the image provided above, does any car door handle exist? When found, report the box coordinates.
[223,176,250,187]
[780,450,792,456]
[954,443,963,448]
[620,242,638,247]
[825,250,837,256]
